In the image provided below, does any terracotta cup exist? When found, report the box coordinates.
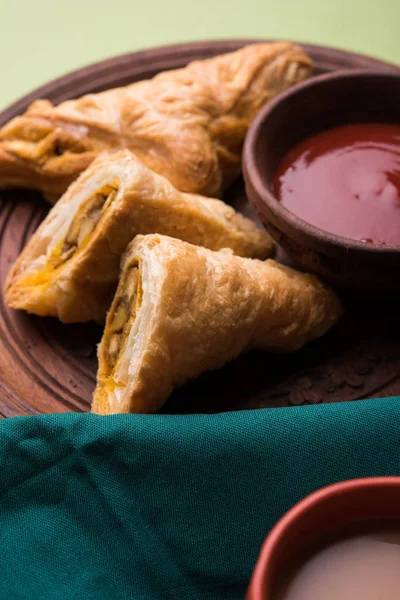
[246,477,400,599]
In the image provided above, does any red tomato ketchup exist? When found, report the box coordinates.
[274,123,400,245]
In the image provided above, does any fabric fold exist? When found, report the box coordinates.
[0,399,399,599]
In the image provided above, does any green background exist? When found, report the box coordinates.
[1,0,399,110]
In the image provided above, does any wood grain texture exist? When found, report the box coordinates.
[0,40,398,417]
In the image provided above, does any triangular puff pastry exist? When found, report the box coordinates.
[92,234,342,415]
[5,150,274,323]
[0,43,312,203]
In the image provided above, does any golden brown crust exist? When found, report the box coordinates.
[0,43,312,202]
[92,234,342,415]
[4,150,274,323]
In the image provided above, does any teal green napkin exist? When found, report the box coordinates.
[0,398,399,600]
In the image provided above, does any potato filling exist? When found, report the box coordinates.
[52,183,118,266]
[17,182,119,290]
[105,262,142,375]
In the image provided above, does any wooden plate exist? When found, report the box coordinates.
[0,40,398,417]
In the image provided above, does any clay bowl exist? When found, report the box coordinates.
[246,477,400,599]
[243,70,400,294]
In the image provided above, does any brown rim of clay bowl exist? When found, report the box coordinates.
[246,477,400,600]
[243,69,400,259]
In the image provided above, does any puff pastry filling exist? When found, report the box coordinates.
[21,181,118,285]
[4,122,88,166]
[105,261,142,375]
[57,183,118,264]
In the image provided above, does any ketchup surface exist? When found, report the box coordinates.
[274,123,400,245]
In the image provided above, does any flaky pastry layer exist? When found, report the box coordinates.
[5,150,273,323]
[0,43,312,202]
[92,234,342,415]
